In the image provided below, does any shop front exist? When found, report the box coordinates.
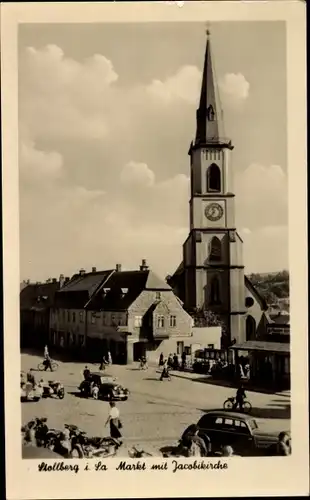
[230,340,290,390]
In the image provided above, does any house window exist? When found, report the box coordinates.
[210,276,221,305]
[91,314,96,325]
[79,311,84,323]
[176,341,184,355]
[208,344,214,349]
[155,291,161,300]
[134,316,143,327]
[209,237,222,262]
[157,315,165,328]
[207,163,221,192]
[111,315,116,325]
[102,314,106,325]
[67,311,70,322]
[72,312,76,323]
[79,335,84,346]
[170,315,177,327]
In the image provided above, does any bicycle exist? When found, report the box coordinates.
[37,360,59,372]
[223,396,252,413]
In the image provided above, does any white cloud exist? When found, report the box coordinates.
[20,45,118,142]
[219,73,250,107]
[147,65,201,104]
[120,161,155,187]
[242,225,288,273]
[20,140,63,180]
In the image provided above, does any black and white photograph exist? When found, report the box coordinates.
[2,1,308,499]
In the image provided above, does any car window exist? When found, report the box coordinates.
[248,419,258,431]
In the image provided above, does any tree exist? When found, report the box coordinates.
[192,307,227,333]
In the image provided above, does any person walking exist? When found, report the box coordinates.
[159,352,164,366]
[44,345,49,359]
[181,351,186,370]
[105,402,122,448]
[107,351,112,365]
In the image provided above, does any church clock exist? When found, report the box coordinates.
[205,202,223,222]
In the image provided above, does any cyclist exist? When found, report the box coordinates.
[234,384,246,411]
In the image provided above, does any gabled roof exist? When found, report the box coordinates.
[88,270,171,311]
[58,270,114,296]
[244,276,268,311]
[20,282,60,310]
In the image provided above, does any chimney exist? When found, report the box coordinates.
[92,267,97,273]
[46,278,51,283]
[140,259,149,271]
[26,279,30,285]
[65,276,70,283]
[79,268,86,276]
[116,263,122,272]
[52,278,57,283]
[59,274,65,288]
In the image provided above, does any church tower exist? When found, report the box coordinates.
[183,30,246,346]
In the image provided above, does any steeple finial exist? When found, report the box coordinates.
[193,26,231,149]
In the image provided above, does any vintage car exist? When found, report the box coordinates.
[79,372,129,401]
[182,410,285,456]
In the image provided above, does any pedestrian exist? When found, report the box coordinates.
[159,352,164,366]
[105,402,122,447]
[99,356,107,371]
[234,384,246,410]
[181,351,186,370]
[221,445,235,457]
[83,365,90,380]
[44,345,49,359]
[173,353,179,370]
[44,355,53,372]
[160,360,170,381]
[108,351,112,365]
[182,425,209,457]
[27,369,36,386]
[167,354,173,368]
[276,432,291,456]
[91,383,99,400]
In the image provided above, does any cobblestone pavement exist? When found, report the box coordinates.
[21,353,291,456]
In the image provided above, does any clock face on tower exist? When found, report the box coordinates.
[205,202,224,222]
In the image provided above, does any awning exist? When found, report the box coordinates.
[230,340,290,354]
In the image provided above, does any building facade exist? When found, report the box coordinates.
[49,262,194,364]
[169,31,269,348]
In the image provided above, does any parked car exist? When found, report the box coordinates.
[79,372,129,401]
[182,410,284,456]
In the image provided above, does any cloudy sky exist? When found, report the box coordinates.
[18,21,287,282]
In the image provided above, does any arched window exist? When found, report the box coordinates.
[209,237,222,262]
[207,163,221,192]
[246,315,256,341]
[210,276,221,305]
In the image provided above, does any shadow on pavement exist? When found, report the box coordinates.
[198,401,290,420]
[142,377,161,382]
[170,371,290,396]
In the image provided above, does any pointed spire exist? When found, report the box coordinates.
[194,29,231,148]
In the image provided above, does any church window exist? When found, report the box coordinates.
[246,315,256,341]
[209,237,222,261]
[210,276,221,305]
[207,163,221,192]
[207,105,215,122]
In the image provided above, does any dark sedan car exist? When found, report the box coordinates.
[182,410,284,456]
[79,372,129,401]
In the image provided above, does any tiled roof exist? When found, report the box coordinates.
[89,270,171,311]
[58,270,114,296]
[20,282,60,310]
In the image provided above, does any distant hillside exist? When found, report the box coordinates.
[247,270,289,305]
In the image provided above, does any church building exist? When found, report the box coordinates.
[168,30,270,348]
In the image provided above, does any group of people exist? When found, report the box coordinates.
[159,351,187,371]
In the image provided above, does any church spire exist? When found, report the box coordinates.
[194,29,231,148]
